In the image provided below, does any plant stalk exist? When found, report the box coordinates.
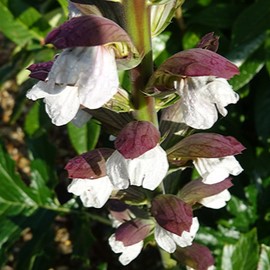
[122,0,158,127]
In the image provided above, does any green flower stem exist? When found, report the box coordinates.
[123,0,158,127]
[40,205,112,225]
[159,248,177,269]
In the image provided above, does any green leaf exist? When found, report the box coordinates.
[227,33,266,67]
[29,159,57,205]
[258,245,270,270]
[189,3,240,29]
[254,71,270,147]
[0,143,37,214]
[0,0,50,45]
[231,0,270,47]
[0,142,38,261]
[266,31,270,75]
[67,119,101,154]
[221,229,259,270]
[229,48,265,91]
[225,195,256,231]
[14,209,56,270]
[56,0,68,17]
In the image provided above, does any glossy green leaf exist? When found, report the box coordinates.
[0,142,38,258]
[0,143,36,213]
[229,48,265,91]
[258,245,270,270]
[254,71,270,147]
[227,33,266,67]
[225,195,256,231]
[189,4,240,29]
[14,209,56,270]
[56,0,68,17]
[221,229,259,270]
[29,159,57,205]
[231,0,270,47]
[67,119,101,154]
[0,0,50,45]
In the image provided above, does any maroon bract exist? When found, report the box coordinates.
[27,61,54,81]
[151,195,193,236]
[174,243,215,270]
[178,177,233,206]
[115,121,160,159]
[157,48,239,80]
[115,219,153,246]
[167,133,245,161]
[65,148,114,179]
[45,15,132,50]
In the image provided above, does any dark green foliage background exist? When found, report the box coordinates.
[0,0,270,269]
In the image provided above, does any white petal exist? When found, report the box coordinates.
[194,156,243,184]
[68,1,84,18]
[176,77,218,129]
[108,234,143,265]
[49,47,90,86]
[200,189,231,209]
[71,109,92,127]
[67,179,86,196]
[44,85,80,126]
[79,46,119,109]
[67,177,113,208]
[128,145,169,190]
[106,151,130,189]
[175,76,238,129]
[26,81,52,100]
[207,78,239,116]
[187,266,215,270]
[172,217,199,248]
[154,224,177,253]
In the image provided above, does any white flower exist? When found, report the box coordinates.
[194,156,243,184]
[106,145,169,190]
[200,189,231,209]
[175,76,239,129]
[194,156,243,209]
[67,177,113,208]
[154,217,199,253]
[108,234,143,265]
[27,46,119,126]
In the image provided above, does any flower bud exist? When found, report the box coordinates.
[196,32,219,52]
[27,61,54,81]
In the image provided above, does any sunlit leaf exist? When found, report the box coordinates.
[67,119,101,154]
[258,245,270,270]
[221,229,259,270]
[231,0,270,47]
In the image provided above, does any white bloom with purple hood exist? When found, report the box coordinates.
[146,47,240,130]
[26,15,140,126]
[168,133,245,209]
[106,121,169,190]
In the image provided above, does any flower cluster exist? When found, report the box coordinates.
[26,1,244,269]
